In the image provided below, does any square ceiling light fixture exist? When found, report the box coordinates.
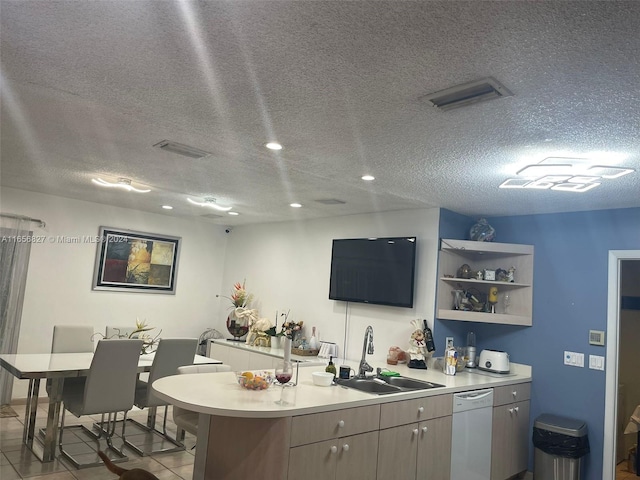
[421,77,513,111]
[499,157,635,193]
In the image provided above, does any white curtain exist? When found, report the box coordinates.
[0,214,35,406]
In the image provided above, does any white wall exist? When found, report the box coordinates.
[217,208,441,366]
[1,187,228,398]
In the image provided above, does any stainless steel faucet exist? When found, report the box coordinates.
[358,326,374,378]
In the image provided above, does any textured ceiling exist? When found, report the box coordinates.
[2,1,640,226]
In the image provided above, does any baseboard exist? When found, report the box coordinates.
[522,471,533,480]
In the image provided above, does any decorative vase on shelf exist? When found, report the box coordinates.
[226,308,249,342]
[283,337,292,363]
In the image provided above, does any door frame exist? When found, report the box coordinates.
[604,250,640,477]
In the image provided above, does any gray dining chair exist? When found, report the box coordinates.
[46,325,95,396]
[172,364,231,440]
[58,338,143,469]
[124,337,198,456]
[105,326,136,339]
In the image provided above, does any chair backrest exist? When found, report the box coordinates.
[177,364,231,375]
[83,339,143,414]
[105,326,135,339]
[51,325,94,353]
[143,338,198,405]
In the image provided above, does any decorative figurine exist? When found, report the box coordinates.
[407,319,428,369]
[488,287,498,313]
[507,266,516,283]
[469,218,496,242]
[457,263,472,279]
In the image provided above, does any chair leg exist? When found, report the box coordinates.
[59,408,129,469]
[124,405,185,456]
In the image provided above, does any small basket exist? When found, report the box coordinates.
[291,347,319,356]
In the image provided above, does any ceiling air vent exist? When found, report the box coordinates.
[153,140,211,159]
[200,213,223,220]
[315,198,346,205]
[421,77,513,111]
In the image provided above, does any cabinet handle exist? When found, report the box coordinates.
[330,446,338,454]
[422,426,428,433]
[514,406,519,415]
[512,391,517,398]
[418,406,424,413]
[342,444,350,452]
[509,408,514,415]
[338,420,345,428]
[413,428,419,436]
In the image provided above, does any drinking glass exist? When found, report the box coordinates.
[274,360,293,405]
[502,293,511,314]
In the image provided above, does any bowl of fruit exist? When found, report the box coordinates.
[237,371,275,391]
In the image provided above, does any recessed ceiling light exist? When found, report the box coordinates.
[228,211,239,216]
[187,197,233,211]
[265,142,283,151]
[290,203,302,208]
[91,177,151,193]
[161,205,173,210]
[362,175,375,181]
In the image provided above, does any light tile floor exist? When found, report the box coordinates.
[1,403,195,479]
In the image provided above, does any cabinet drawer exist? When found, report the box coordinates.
[493,383,531,406]
[380,394,452,430]
[290,405,381,447]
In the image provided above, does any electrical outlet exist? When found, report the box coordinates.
[446,337,454,349]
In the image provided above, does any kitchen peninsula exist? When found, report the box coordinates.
[152,359,532,480]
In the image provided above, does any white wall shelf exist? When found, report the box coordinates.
[436,239,534,326]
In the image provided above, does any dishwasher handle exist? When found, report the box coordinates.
[454,389,493,400]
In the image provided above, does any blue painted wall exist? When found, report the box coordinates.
[436,207,640,479]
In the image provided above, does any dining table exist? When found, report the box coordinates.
[0,351,222,463]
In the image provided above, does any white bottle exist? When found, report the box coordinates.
[309,326,319,350]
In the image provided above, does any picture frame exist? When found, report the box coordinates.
[92,226,181,294]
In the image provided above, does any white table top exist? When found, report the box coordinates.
[152,359,532,419]
[0,352,221,379]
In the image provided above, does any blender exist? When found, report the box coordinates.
[466,331,477,368]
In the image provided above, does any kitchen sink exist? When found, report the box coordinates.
[377,376,445,390]
[336,376,445,395]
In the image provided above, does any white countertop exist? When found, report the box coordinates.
[152,358,532,419]
[209,338,324,364]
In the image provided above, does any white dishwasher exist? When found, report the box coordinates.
[450,388,494,480]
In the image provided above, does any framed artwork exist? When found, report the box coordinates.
[92,226,181,294]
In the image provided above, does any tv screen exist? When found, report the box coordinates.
[329,237,417,308]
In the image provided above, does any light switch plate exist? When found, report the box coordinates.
[589,355,605,370]
[564,351,584,367]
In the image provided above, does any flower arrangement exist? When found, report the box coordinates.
[226,280,254,309]
[129,318,161,355]
[277,311,304,339]
[95,318,161,355]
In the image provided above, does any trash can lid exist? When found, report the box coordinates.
[534,414,588,437]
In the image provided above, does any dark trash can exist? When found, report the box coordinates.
[533,414,590,480]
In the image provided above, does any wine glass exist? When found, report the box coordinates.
[502,293,511,314]
[274,360,293,405]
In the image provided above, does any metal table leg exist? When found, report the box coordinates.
[23,378,40,447]
[41,378,64,462]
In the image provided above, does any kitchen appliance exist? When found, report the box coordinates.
[466,331,477,368]
[451,389,494,480]
[478,349,510,373]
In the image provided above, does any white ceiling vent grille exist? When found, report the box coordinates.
[421,77,513,111]
[153,140,211,159]
[315,198,346,205]
[200,213,223,219]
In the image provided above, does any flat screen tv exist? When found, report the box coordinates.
[329,237,417,308]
